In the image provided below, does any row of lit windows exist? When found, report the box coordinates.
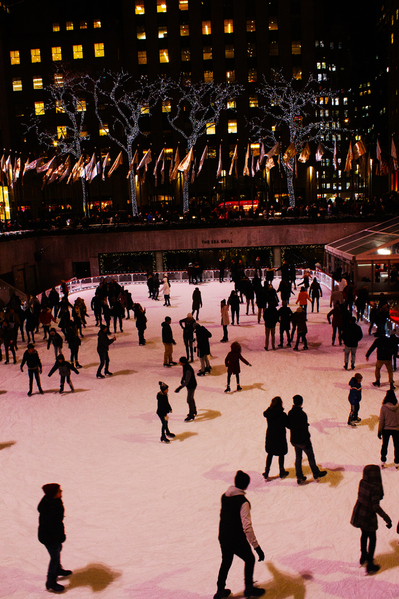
[10,44,105,64]
[135,0,187,13]
[52,20,101,31]
[315,40,343,50]
[136,21,300,40]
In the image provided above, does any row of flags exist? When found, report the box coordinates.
[1,138,398,190]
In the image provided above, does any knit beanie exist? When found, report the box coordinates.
[42,483,60,498]
[159,381,169,391]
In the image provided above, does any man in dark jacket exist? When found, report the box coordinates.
[96,325,116,378]
[21,343,44,396]
[213,470,265,599]
[194,323,212,375]
[162,316,176,367]
[366,333,396,389]
[287,395,327,484]
[292,307,308,351]
[38,483,72,593]
[342,316,363,370]
[175,356,197,421]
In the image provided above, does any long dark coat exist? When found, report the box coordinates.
[350,465,388,531]
[264,407,288,456]
[38,496,66,545]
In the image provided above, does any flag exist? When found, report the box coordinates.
[216,145,222,178]
[353,140,366,161]
[153,148,164,186]
[161,155,165,185]
[259,142,265,167]
[138,148,152,171]
[12,157,21,182]
[177,147,194,173]
[266,157,275,170]
[68,155,84,183]
[23,157,44,177]
[392,138,398,171]
[102,152,110,181]
[58,156,71,182]
[84,153,96,181]
[229,145,238,177]
[333,138,337,171]
[251,155,255,178]
[170,147,180,181]
[283,143,296,163]
[90,161,100,183]
[298,143,311,163]
[266,142,280,159]
[196,145,207,176]
[315,143,324,162]
[190,158,196,184]
[37,156,56,173]
[107,151,123,178]
[243,144,250,176]
[126,150,139,179]
[344,141,353,172]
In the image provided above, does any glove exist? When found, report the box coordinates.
[378,432,382,439]
[396,521,399,535]
[255,546,265,562]
[386,518,392,529]
[175,386,182,393]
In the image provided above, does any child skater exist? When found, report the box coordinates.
[348,373,363,427]
[156,381,175,443]
[224,341,251,393]
[350,464,392,574]
[48,354,79,393]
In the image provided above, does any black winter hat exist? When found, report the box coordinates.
[159,381,169,391]
[42,483,60,498]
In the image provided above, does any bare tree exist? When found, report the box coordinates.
[166,79,243,212]
[26,67,90,215]
[249,71,339,208]
[91,71,168,216]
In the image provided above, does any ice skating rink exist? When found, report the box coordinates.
[2,279,399,599]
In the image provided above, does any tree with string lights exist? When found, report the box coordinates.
[249,71,340,208]
[166,78,244,213]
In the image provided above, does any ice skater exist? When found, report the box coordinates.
[366,332,396,389]
[38,483,72,593]
[263,396,289,480]
[213,470,265,599]
[192,287,202,320]
[47,328,63,359]
[175,356,197,421]
[157,381,175,443]
[220,299,229,343]
[21,343,44,396]
[96,324,116,378]
[224,342,251,393]
[179,313,196,362]
[48,354,79,393]
[378,389,399,468]
[162,316,177,367]
[347,373,363,427]
[350,465,392,574]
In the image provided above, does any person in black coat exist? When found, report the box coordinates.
[162,316,177,367]
[133,303,147,345]
[38,483,72,593]
[278,301,292,347]
[366,333,396,389]
[48,354,79,393]
[194,323,212,375]
[157,381,175,443]
[287,395,327,484]
[342,316,363,370]
[263,396,289,480]
[96,325,116,378]
[179,313,196,362]
[228,290,240,325]
[21,343,44,396]
[47,328,63,358]
[175,356,197,421]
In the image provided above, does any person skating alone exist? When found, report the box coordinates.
[47,328,63,359]
[48,354,79,393]
[347,373,363,427]
[292,307,308,351]
[220,299,230,343]
[224,342,251,393]
[21,343,44,396]
[263,396,289,480]
[38,483,72,593]
[179,313,196,362]
[350,465,392,574]
[287,395,327,484]
[366,332,396,390]
[194,322,212,375]
[342,316,363,370]
[96,324,116,378]
[175,356,197,421]
[162,316,177,367]
[157,381,175,443]
[192,287,202,320]
[214,470,265,599]
[378,389,399,468]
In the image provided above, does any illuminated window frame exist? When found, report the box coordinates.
[180,23,189,36]
[135,2,145,14]
[66,21,74,31]
[224,19,233,34]
[138,50,147,64]
[157,0,167,12]
[202,21,211,35]
[94,43,105,57]
[228,120,237,134]
[179,0,188,9]
[93,20,101,28]
[99,124,109,136]
[52,22,60,32]
[10,50,20,65]
[33,77,43,90]
[12,78,22,92]
[159,49,169,63]
[137,26,146,40]
[31,48,41,63]
[52,46,62,61]
[73,44,83,59]
[34,101,45,116]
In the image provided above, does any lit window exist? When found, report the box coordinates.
[76,98,86,112]
[80,127,88,138]
[138,50,147,64]
[317,62,321,69]
[10,50,20,65]
[228,120,237,134]
[292,41,301,55]
[250,143,260,154]
[182,72,191,85]
[248,68,257,83]
[52,47,62,61]
[224,19,233,34]
[141,103,149,114]
[293,67,302,80]
[55,100,64,113]
[57,126,67,139]
[162,101,171,112]
[52,22,60,32]
[135,2,145,14]
[270,42,278,56]
[343,97,348,105]
[73,45,83,59]
[318,74,322,81]
[225,45,234,59]
[31,48,41,63]
[202,21,211,35]
[33,77,43,89]
[157,0,167,12]
[80,21,87,29]
[227,99,236,109]
[203,46,212,60]
[93,20,101,28]
[54,74,64,87]
[179,0,188,9]
[247,43,256,58]
[94,43,105,57]
[12,78,22,92]
[204,70,214,82]
[180,23,189,36]
[181,48,190,61]
[322,61,326,69]
[158,26,167,38]
[320,40,324,47]
[137,26,146,40]
[206,122,216,135]
[159,49,169,63]
[226,70,235,82]
[66,21,74,31]
[269,17,278,30]
[392,33,394,44]
[99,124,109,136]
[35,101,45,116]
[246,19,256,32]
[249,95,258,108]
